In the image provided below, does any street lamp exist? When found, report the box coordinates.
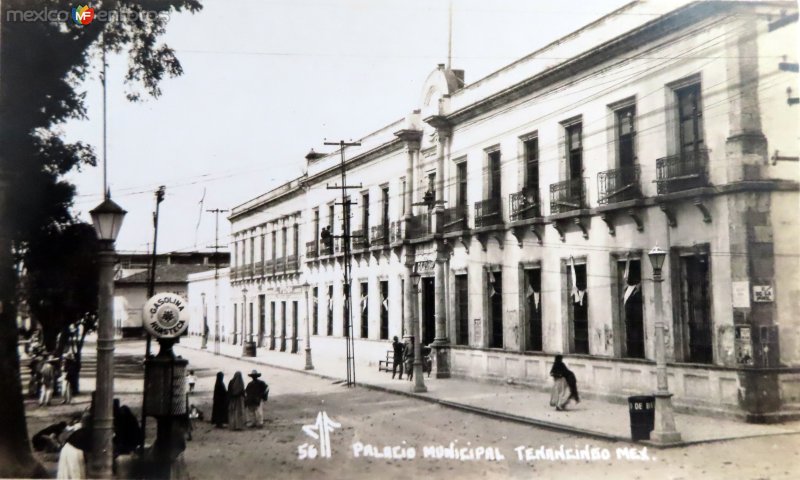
[647,245,682,444]
[88,196,126,479]
[303,281,314,370]
[410,272,427,393]
[201,292,208,349]
[242,287,256,356]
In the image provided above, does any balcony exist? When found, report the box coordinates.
[255,262,264,277]
[370,224,389,247]
[352,229,369,250]
[549,178,587,214]
[320,239,333,256]
[286,254,298,272]
[656,149,709,195]
[509,189,541,221]
[598,165,641,205]
[275,257,286,274]
[306,240,318,259]
[230,265,240,281]
[264,259,275,276]
[442,205,468,233]
[334,237,345,255]
[389,220,403,244]
[407,213,431,239]
[474,198,503,228]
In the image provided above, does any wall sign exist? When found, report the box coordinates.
[142,293,189,338]
[731,281,750,308]
[752,285,774,303]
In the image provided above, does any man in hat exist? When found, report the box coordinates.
[244,370,269,428]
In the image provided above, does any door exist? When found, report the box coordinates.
[258,295,266,347]
[455,274,469,345]
[525,269,542,351]
[280,301,287,351]
[380,281,389,340]
[680,254,712,363]
[422,277,435,345]
[489,271,503,348]
[270,302,276,350]
[291,301,299,353]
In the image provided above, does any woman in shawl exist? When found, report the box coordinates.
[211,372,229,427]
[57,410,92,479]
[227,371,246,430]
[549,355,580,411]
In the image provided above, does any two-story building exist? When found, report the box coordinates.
[225,0,799,421]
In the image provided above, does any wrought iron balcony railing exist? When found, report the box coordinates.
[352,229,368,250]
[509,189,541,221]
[286,254,298,272]
[306,240,318,259]
[407,213,431,239]
[389,220,403,244]
[275,257,285,274]
[264,259,275,276]
[549,178,587,214]
[474,197,503,228]
[370,224,388,246]
[320,239,333,256]
[442,205,468,233]
[255,262,264,277]
[334,237,344,255]
[655,149,709,194]
[598,165,641,205]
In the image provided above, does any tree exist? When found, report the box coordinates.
[0,1,202,475]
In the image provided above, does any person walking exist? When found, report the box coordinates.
[403,338,414,381]
[391,336,405,379]
[549,355,580,411]
[211,372,228,428]
[227,371,246,430]
[39,356,55,406]
[59,359,71,405]
[244,370,269,428]
[64,353,79,396]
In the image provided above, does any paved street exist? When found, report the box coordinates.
[22,339,800,479]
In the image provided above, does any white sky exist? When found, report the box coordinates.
[64,0,634,252]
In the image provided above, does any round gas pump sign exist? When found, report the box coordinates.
[142,293,188,338]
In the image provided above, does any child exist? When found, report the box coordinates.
[186,370,197,394]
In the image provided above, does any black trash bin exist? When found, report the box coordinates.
[628,395,655,441]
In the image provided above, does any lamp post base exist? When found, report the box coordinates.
[412,362,427,393]
[304,348,314,370]
[651,391,682,445]
[242,341,257,357]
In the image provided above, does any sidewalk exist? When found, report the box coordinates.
[176,336,800,448]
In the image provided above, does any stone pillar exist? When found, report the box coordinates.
[432,249,450,378]
[395,128,422,340]
[403,258,415,340]
[723,19,780,421]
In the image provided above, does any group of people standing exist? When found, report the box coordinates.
[211,370,269,430]
[390,336,432,381]
[29,350,79,407]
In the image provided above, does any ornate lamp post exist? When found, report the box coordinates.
[242,287,256,356]
[410,272,427,393]
[303,281,314,370]
[647,245,682,444]
[89,196,126,479]
[201,292,208,349]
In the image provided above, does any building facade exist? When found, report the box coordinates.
[225,1,799,421]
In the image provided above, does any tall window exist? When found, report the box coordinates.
[270,302,276,350]
[400,178,407,215]
[678,253,712,363]
[249,237,255,269]
[524,137,539,195]
[312,287,319,335]
[233,238,238,268]
[233,304,238,344]
[379,281,389,340]
[291,301,299,353]
[488,271,503,348]
[260,233,265,269]
[456,161,468,206]
[327,285,334,336]
[313,209,320,248]
[568,260,589,354]
[618,258,644,358]
[524,268,542,351]
[271,231,277,264]
[455,274,469,345]
[361,192,370,231]
[616,106,636,171]
[488,150,501,201]
[258,295,265,347]
[381,186,390,228]
[280,301,287,351]
[293,223,299,259]
[360,282,369,338]
[676,83,704,156]
[566,123,583,182]
[281,227,287,262]
[328,204,335,233]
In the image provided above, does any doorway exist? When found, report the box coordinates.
[421,277,435,345]
[291,301,299,353]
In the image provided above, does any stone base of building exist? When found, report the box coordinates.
[449,346,800,423]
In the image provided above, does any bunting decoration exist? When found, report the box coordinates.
[622,255,641,305]
[382,296,389,311]
[526,283,540,311]
[361,295,368,313]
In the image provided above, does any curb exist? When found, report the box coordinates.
[175,344,800,450]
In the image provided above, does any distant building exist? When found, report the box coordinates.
[114,251,229,337]
[226,1,799,421]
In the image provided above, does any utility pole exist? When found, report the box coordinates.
[324,140,361,387]
[140,185,165,447]
[207,208,229,356]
